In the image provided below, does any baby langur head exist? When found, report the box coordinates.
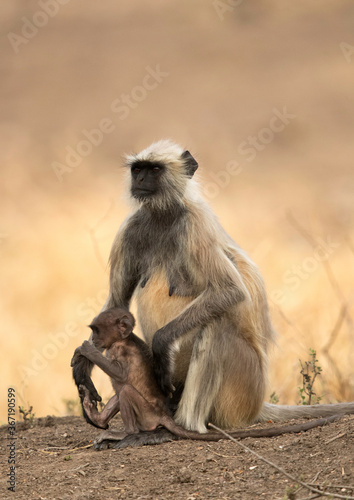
[125,140,198,210]
[89,308,135,349]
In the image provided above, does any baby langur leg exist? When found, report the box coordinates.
[119,384,162,433]
[79,385,120,430]
[95,385,166,450]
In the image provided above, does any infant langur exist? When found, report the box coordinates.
[71,307,337,445]
[71,307,229,441]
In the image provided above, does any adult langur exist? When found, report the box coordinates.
[72,140,354,447]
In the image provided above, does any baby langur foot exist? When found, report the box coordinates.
[79,384,97,410]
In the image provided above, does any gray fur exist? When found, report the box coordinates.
[100,140,353,433]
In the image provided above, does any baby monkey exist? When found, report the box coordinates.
[71,308,340,448]
[71,307,227,442]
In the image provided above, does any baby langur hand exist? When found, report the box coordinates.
[70,341,97,366]
[71,342,102,409]
[70,346,84,367]
[79,340,97,356]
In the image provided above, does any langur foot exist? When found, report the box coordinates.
[94,429,127,449]
[94,428,179,450]
[79,385,96,407]
[78,384,107,429]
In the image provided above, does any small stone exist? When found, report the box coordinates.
[177,467,193,483]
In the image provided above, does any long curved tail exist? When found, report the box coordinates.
[257,402,354,422]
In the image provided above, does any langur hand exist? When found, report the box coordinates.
[152,328,175,396]
[71,346,102,404]
[70,341,97,365]
[70,346,84,366]
[78,340,98,357]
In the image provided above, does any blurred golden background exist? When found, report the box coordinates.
[1,0,354,422]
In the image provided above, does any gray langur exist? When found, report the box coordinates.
[72,139,354,448]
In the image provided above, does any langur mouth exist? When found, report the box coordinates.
[132,189,155,199]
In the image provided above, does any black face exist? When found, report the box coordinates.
[131,161,165,200]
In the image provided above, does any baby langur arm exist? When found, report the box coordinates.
[71,339,102,428]
[73,341,128,383]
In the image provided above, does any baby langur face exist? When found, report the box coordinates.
[88,309,135,349]
[88,323,114,349]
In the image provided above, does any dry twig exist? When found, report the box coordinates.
[86,199,115,270]
[286,212,346,305]
[39,443,93,454]
[324,432,346,444]
[287,212,354,399]
[287,212,353,327]
[323,304,348,353]
[209,423,354,500]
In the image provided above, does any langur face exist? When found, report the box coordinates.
[130,161,165,201]
[89,309,134,348]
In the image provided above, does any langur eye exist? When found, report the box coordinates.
[133,167,141,174]
[152,166,160,173]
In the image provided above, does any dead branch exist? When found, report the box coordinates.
[85,199,115,270]
[209,423,354,500]
[286,211,347,306]
[323,304,348,353]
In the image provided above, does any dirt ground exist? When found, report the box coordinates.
[1,414,353,500]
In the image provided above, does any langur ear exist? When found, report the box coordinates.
[181,150,198,178]
[116,316,133,338]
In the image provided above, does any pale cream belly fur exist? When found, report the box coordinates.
[134,269,197,384]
